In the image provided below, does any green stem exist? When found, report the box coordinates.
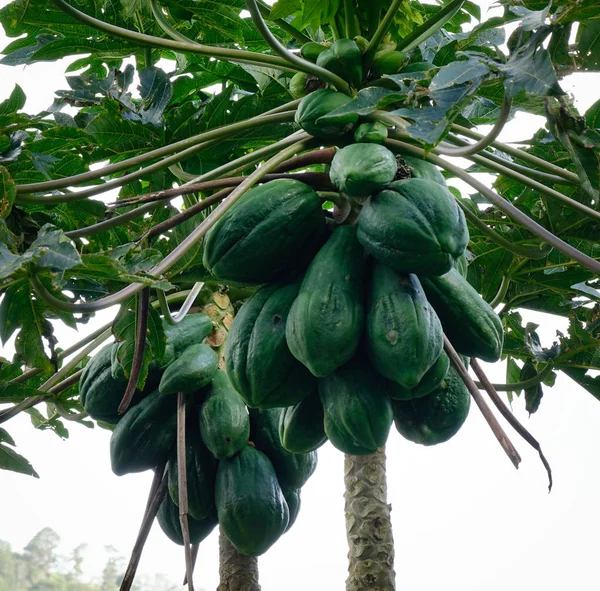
[244,0,352,94]
[256,0,312,44]
[11,323,112,383]
[157,282,204,326]
[474,362,554,392]
[458,199,552,259]
[30,140,311,313]
[149,0,299,72]
[363,0,404,69]
[453,148,600,222]
[344,0,354,38]
[16,112,295,201]
[436,96,513,157]
[385,137,600,274]
[451,123,580,183]
[488,274,511,308]
[447,136,575,186]
[64,133,306,239]
[51,0,295,70]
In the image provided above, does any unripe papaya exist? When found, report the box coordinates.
[286,225,366,377]
[354,121,388,144]
[353,35,369,53]
[158,343,218,395]
[316,39,363,88]
[295,89,358,139]
[329,144,397,197]
[372,50,407,76]
[388,351,450,400]
[300,42,328,62]
[289,72,307,99]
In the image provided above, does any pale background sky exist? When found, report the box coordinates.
[1,1,600,589]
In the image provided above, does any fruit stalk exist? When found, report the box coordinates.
[344,448,396,591]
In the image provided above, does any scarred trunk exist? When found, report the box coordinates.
[344,447,396,591]
[217,529,261,591]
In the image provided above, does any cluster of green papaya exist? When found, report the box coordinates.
[290,35,423,98]
[203,139,503,454]
[79,313,315,556]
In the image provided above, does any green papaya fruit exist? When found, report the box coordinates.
[157,492,217,546]
[203,179,326,284]
[329,144,397,197]
[366,263,443,389]
[199,370,250,460]
[282,487,301,532]
[215,445,289,556]
[225,281,316,409]
[162,314,214,367]
[167,419,216,520]
[420,268,504,362]
[357,178,469,276]
[316,39,363,88]
[353,35,369,53]
[392,363,471,445]
[402,155,446,186]
[110,389,177,476]
[372,50,407,76]
[278,392,327,454]
[286,225,366,377]
[295,89,358,139]
[319,356,393,455]
[79,344,151,424]
[388,351,450,400]
[159,343,218,395]
[353,121,388,144]
[300,42,328,62]
[289,72,307,99]
[251,408,317,489]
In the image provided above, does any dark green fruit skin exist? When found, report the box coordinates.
[300,42,328,62]
[203,179,326,284]
[168,422,216,520]
[372,50,407,76]
[392,363,471,445]
[199,370,250,460]
[455,254,468,278]
[159,343,218,395]
[157,492,217,546]
[316,39,363,88]
[388,351,450,400]
[286,225,366,377]
[366,263,443,389]
[329,144,397,197]
[357,178,469,276]
[251,408,317,490]
[282,487,301,532]
[402,155,446,186]
[278,392,327,454]
[319,356,393,455]
[215,445,289,557]
[162,314,214,367]
[420,268,504,362]
[79,344,152,424]
[295,89,358,139]
[225,281,316,409]
[110,389,177,476]
[354,121,388,144]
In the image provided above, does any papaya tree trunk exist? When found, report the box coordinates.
[344,447,396,591]
[217,528,261,591]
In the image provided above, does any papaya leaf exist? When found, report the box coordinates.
[0,85,26,115]
[0,442,39,478]
[0,381,44,403]
[521,360,544,414]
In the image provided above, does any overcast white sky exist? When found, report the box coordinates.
[2,1,600,589]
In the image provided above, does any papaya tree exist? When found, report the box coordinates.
[1,0,599,590]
